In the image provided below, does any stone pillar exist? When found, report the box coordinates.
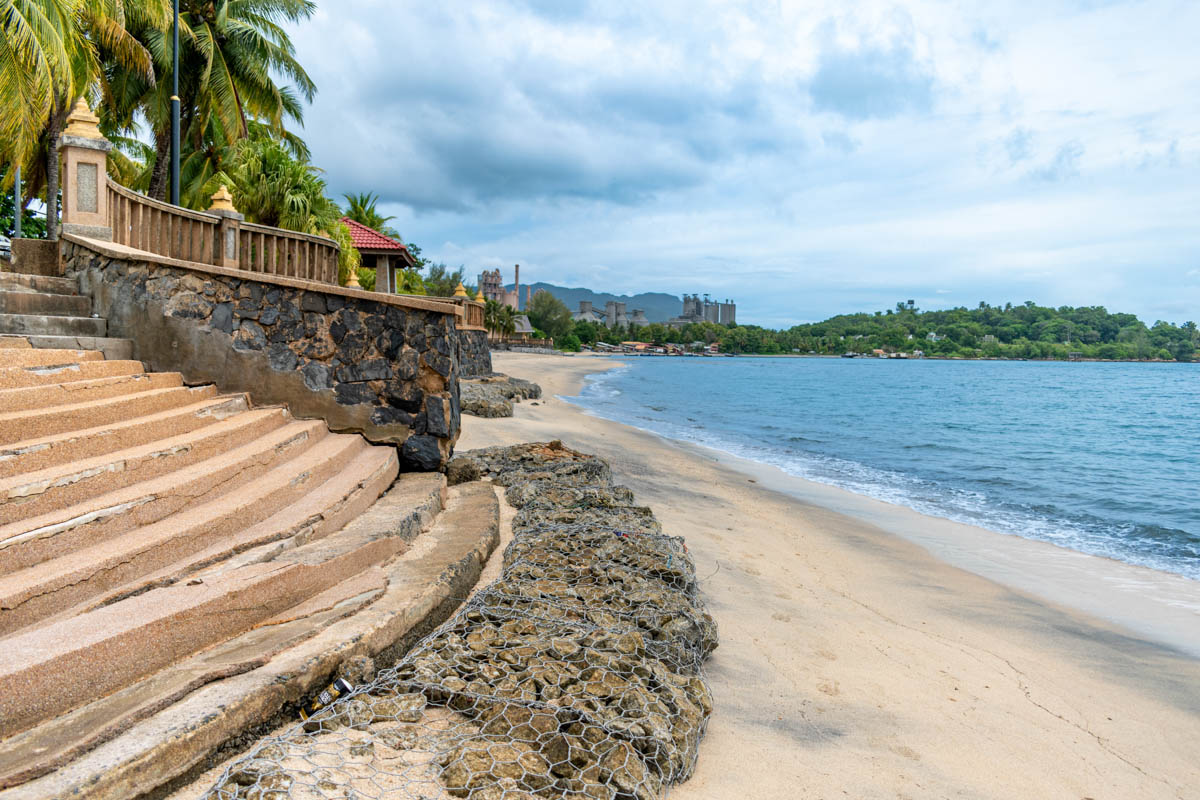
[379,254,392,293]
[208,185,243,269]
[58,99,113,241]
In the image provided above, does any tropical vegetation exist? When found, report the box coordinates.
[0,0,480,295]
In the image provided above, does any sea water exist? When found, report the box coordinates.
[569,357,1200,581]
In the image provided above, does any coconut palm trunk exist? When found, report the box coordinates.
[44,106,62,240]
[148,128,171,201]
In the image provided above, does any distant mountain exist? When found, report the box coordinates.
[504,282,683,322]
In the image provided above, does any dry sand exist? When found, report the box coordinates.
[459,352,1200,800]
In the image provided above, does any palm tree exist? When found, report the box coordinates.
[483,299,502,339]
[498,305,517,340]
[2,0,162,235]
[0,0,76,171]
[103,0,315,201]
[342,191,397,237]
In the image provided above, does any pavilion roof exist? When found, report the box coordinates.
[341,217,408,252]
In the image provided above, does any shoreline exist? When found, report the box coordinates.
[461,351,1200,799]
[565,373,1200,659]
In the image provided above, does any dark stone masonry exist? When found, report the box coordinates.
[62,238,462,470]
[457,328,492,378]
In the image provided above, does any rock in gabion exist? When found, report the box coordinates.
[204,441,717,800]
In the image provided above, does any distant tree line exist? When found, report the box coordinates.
[560,299,1200,362]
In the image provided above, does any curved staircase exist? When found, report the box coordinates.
[0,334,399,730]
[0,270,499,799]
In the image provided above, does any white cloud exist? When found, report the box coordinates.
[285,0,1200,326]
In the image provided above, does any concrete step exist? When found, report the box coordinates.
[0,428,367,635]
[0,347,105,368]
[0,359,144,390]
[0,371,181,414]
[0,473,505,800]
[71,443,399,620]
[0,313,106,338]
[0,418,331,580]
[0,446,403,742]
[0,337,32,349]
[0,393,250,481]
[20,335,133,360]
[0,273,77,295]
[0,292,90,317]
[0,384,217,447]
[0,407,289,525]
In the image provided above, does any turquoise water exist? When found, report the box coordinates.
[569,357,1200,581]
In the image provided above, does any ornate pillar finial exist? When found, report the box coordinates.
[63,98,104,139]
[453,281,468,297]
[209,185,237,213]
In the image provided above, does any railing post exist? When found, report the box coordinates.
[208,185,243,269]
[58,99,113,241]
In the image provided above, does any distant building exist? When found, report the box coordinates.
[927,332,944,342]
[573,301,606,324]
[513,314,534,339]
[629,309,649,327]
[605,301,629,328]
[478,264,522,310]
[668,293,736,328]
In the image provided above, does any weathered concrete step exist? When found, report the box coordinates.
[0,273,77,295]
[0,347,104,368]
[0,291,90,317]
[0,429,366,635]
[0,313,106,338]
[0,358,143,391]
[0,393,249,481]
[0,418,330,581]
[0,407,289,525]
[0,384,216,447]
[0,371,180,414]
[0,446,402,740]
[0,337,31,349]
[21,335,133,360]
[0,472,487,793]
[71,444,400,621]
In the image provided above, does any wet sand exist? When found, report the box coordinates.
[459,352,1200,800]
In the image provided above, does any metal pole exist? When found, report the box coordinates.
[12,166,20,238]
[170,0,180,206]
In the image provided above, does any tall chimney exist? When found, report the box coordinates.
[514,264,520,309]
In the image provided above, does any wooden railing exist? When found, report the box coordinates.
[431,296,486,331]
[462,299,485,330]
[108,180,221,264]
[240,221,339,284]
[105,178,340,285]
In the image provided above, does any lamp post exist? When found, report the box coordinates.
[12,166,20,238]
[170,0,180,206]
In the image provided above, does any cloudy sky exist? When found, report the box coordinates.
[286,0,1199,328]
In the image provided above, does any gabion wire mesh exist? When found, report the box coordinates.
[203,442,717,800]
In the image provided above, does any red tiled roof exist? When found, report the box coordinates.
[340,217,409,252]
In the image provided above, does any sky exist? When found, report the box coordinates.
[286,0,1200,328]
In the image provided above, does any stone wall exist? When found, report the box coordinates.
[61,237,461,470]
[456,328,492,377]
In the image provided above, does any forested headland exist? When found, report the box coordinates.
[562,300,1199,362]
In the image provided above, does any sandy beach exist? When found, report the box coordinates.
[460,352,1200,800]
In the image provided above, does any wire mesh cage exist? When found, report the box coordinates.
[204,442,717,800]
